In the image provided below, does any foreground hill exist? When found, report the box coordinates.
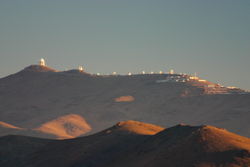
[0,121,249,167]
[0,65,250,138]
[0,121,164,167]
[0,114,91,139]
[0,135,53,167]
[111,124,250,167]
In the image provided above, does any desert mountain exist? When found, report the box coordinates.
[22,65,57,72]
[35,114,91,139]
[112,124,250,167]
[0,114,90,139]
[0,64,250,138]
[108,120,164,135]
[0,120,163,167]
[0,121,249,167]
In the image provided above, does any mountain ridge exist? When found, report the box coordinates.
[0,64,249,139]
[1,121,250,167]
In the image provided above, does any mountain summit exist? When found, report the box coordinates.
[21,65,57,73]
[0,64,249,139]
[0,121,249,167]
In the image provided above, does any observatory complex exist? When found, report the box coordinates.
[39,58,46,66]
[34,58,245,95]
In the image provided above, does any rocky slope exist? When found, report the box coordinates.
[0,121,249,167]
[0,65,249,138]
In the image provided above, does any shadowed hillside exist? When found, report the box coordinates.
[0,114,91,139]
[0,65,250,138]
[0,121,249,167]
[35,114,91,139]
[0,135,53,167]
[112,124,250,167]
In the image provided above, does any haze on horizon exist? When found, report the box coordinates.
[0,0,249,90]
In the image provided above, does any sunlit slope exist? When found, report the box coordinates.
[114,124,250,167]
[108,120,164,135]
[0,121,22,129]
[0,121,58,138]
[35,114,91,139]
[19,121,163,167]
[0,114,91,139]
[0,65,249,138]
[0,121,249,167]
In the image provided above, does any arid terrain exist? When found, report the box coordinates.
[1,0,249,166]
[1,120,250,167]
[0,65,250,139]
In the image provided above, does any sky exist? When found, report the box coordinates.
[0,0,250,90]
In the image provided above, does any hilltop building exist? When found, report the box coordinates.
[78,66,84,72]
[169,69,174,74]
[156,74,189,83]
[39,58,46,66]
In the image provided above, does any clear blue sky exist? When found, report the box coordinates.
[0,0,250,90]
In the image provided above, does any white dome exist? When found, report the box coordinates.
[39,58,46,66]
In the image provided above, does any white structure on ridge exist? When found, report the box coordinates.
[128,72,132,76]
[78,66,84,72]
[39,58,46,66]
[169,69,174,75]
[142,71,145,74]
[189,72,199,80]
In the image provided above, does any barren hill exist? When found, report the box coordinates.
[113,124,250,167]
[0,65,250,138]
[0,121,22,129]
[0,121,249,167]
[35,114,91,139]
[0,114,91,139]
